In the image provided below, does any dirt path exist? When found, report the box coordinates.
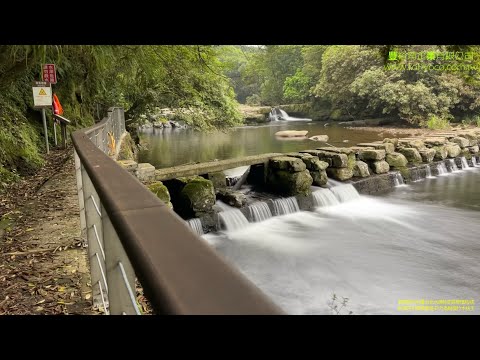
[0,147,97,314]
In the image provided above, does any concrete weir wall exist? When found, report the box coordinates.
[115,128,480,233]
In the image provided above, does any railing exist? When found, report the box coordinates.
[72,107,282,315]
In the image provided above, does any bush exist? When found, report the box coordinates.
[425,115,451,130]
[245,94,261,106]
[461,115,480,127]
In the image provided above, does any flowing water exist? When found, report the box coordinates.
[460,157,470,170]
[473,157,478,167]
[393,173,405,186]
[204,167,480,314]
[425,165,435,179]
[139,122,386,168]
[437,162,448,175]
[312,189,340,207]
[217,209,249,231]
[187,218,203,235]
[449,159,460,172]
[272,197,300,216]
[248,202,273,222]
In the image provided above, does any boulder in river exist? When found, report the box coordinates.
[266,169,313,196]
[369,160,390,174]
[308,135,329,142]
[398,148,422,164]
[148,181,172,208]
[216,189,247,208]
[326,167,353,181]
[269,156,306,172]
[418,149,436,163]
[353,161,370,178]
[445,143,462,158]
[275,130,308,138]
[432,145,448,160]
[386,152,408,168]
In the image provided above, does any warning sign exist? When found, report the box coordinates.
[42,64,57,84]
[32,81,52,108]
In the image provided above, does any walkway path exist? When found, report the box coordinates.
[0,148,96,314]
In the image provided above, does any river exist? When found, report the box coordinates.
[202,164,480,315]
[138,122,386,168]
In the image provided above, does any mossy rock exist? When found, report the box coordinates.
[396,166,411,181]
[326,167,353,181]
[267,169,313,196]
[386,152,408,168]
[433,146,447,160]
[310,170,328,186]
[460,148,472,160]
[117,132,137,161]
[445,143,462,158]
[207,171,226,189]
[269,156,306,172]
[353,161,370,178]
[398,148,422,164]
[148,181,172,208]
[180,177,215,215]
[369,160,390,174]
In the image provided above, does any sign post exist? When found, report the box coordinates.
[42,64,58,147]
[32,81,52,154]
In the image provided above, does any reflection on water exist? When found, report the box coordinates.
[138,122,385,168]
[204,168,480,315]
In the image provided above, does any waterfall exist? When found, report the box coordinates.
[272,197,300,216]
[449,159,459,172]
[187,218,204,235]
[312,189,340,207]
[394,173,405,187]
[268,108,312,122]
[426,165,435,178]
[437,162,448,175]
[460,157,470,169]
[330,184,361,203]
[248,202,273,222]
[217,209,249,231]
[473,157,478,167]
[326,178,344,188]
[215,200,234,211]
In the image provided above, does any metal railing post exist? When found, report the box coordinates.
[102,204,140,315]
[74,149,87,238]
[81,167,109,313]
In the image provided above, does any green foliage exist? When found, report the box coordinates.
[0,45,243,183]
[283,69,311,103]
[245,94,261,106]
[461,115,480,127]
[424,115,451,130]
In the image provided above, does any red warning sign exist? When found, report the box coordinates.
[42,64,57,84]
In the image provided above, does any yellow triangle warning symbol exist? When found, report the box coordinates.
[39,88,47,95]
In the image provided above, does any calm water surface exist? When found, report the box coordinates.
[139,122,386,168]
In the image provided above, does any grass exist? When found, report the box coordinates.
[425,115,451,130]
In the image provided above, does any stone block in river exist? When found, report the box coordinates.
[452,137,470,149]
[383,138,399,146]
[216,189,247,208]
[460,149,472,160]
[423,137,447,146]
[358,149,386,161]
[459,133,478,146]
[445,143,462,158]
[468,145,479,154]
[135,163,156,182]
[300,150,348,168]
[147,181,172,208]
[326,167,353,181]
[386,152,408,168]
[179,177,215,217]
[316,147,354,155]
[269,156,306,172]
[285,153,328,171]
[398,148,422,164]
[418,148,436,163]
[348,146,375,155]
[266,169,313,196]
[117,159,138,173]
[207,171,226,189]
[398,139,425,150]
[369,160,390,174]
[357,142,395,154]
[309,135,329,142]
[353,161,370,178]
[310,170,328,186]
[433,145,448,160]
